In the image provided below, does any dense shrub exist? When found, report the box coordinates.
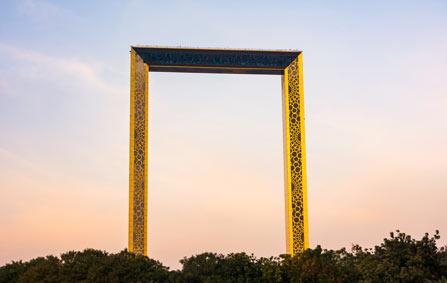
[1,231,446,282]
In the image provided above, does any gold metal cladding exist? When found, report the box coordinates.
[129,47,307,257]
[282,53,308,255]
[129,49,149,255]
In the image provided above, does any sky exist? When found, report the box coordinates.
[0,0,446,269]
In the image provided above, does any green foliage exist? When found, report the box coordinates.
[0,249,169,283]
[0,231,446,282]
[351,230,447,283]
[279,246,361,282]
[175,252,281,282]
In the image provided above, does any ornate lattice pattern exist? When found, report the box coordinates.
[284,55,308,254]
[129,51,148,255]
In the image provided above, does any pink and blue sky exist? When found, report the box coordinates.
[0,0,446,269]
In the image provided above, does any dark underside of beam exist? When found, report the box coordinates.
[132,46,300,75]
[149,65,284,75]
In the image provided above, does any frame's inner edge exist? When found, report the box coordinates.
[149,65,285,75]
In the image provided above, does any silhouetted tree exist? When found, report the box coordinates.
[1,231,446,282]
[351,230,447,283]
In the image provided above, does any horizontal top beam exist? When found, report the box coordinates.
[131,46,301,75]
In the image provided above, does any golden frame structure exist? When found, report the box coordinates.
[129,46,308,256]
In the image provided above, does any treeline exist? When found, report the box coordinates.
[1,231,446,282]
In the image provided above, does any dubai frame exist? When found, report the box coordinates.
[129,46,308,256]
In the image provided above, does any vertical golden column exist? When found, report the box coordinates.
[129,49,149,255]
[282,53,308,255]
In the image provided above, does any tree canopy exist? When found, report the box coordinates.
[1,231,446,282]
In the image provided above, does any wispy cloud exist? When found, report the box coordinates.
[0,147,39,172]
[0,43,124,96]
[0,79,7,94]
[16,0,75,22]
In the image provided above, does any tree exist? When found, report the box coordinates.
[1,231,446,282]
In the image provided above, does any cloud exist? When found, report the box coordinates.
[0,147,40,172]
[16,0,74,22]
[0,43,124,96]
[0,79,7,94]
